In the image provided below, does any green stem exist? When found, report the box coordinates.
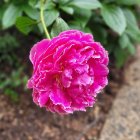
[40,0,51,39]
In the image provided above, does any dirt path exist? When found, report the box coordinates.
[99,47,140,140]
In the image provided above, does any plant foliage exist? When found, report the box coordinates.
[0,33,19,66]
[0,0,140,68]
[0,68,28,102]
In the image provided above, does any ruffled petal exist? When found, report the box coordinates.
[49,84,71,108]
[38,92,49,107]
[28,29,109,114]
[29,39,50,65]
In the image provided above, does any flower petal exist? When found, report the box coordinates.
[29,39,50,65]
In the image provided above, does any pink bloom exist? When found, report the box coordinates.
[27,30,109,114]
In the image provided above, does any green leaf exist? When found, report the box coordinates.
[37,23,44,33]
[68,20,92,33]
[23,5,39,20]
[119,33,135,55]
[0,6,5,22]
[5,89,19,102]
[68,21,82,30]
[123,9,138,28]
[127,42,136,55]
[28,0,38,7]
[51,17,69,37]
[60,6,74,15]
[123,9,140,42]
[58,0,71,5]
[74,8,92,27]
[16,16,36,34]
[23,76,28,91]
[91,24,107,45]
[35,0,55,10]
[117,0,140,5]
[119,33,129,49]
[0,78,11,89]
[83,27,92,34]
[70,0,101,10]
[44,10,59,26]
[101,5,126,35]
[2,4,22,28]
[127,31,140,43]
[114,47,128,68]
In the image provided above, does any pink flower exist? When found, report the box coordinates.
[27,30,109,114]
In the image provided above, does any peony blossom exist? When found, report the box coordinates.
[27,30,109,114]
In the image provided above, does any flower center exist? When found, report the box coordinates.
[54,75,64,90]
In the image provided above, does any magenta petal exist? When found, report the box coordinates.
[93,63,109,76]
[32,90,39,105]
[81,33,94,41]
[50,85,71,108]
[74,73,93,86]
[29,39,50,65]
[74,64,89,74]
[27,79,33,89]
[38,92,49,107]
[28,29,109,114]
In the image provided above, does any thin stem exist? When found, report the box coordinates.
[40,0,51,39]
